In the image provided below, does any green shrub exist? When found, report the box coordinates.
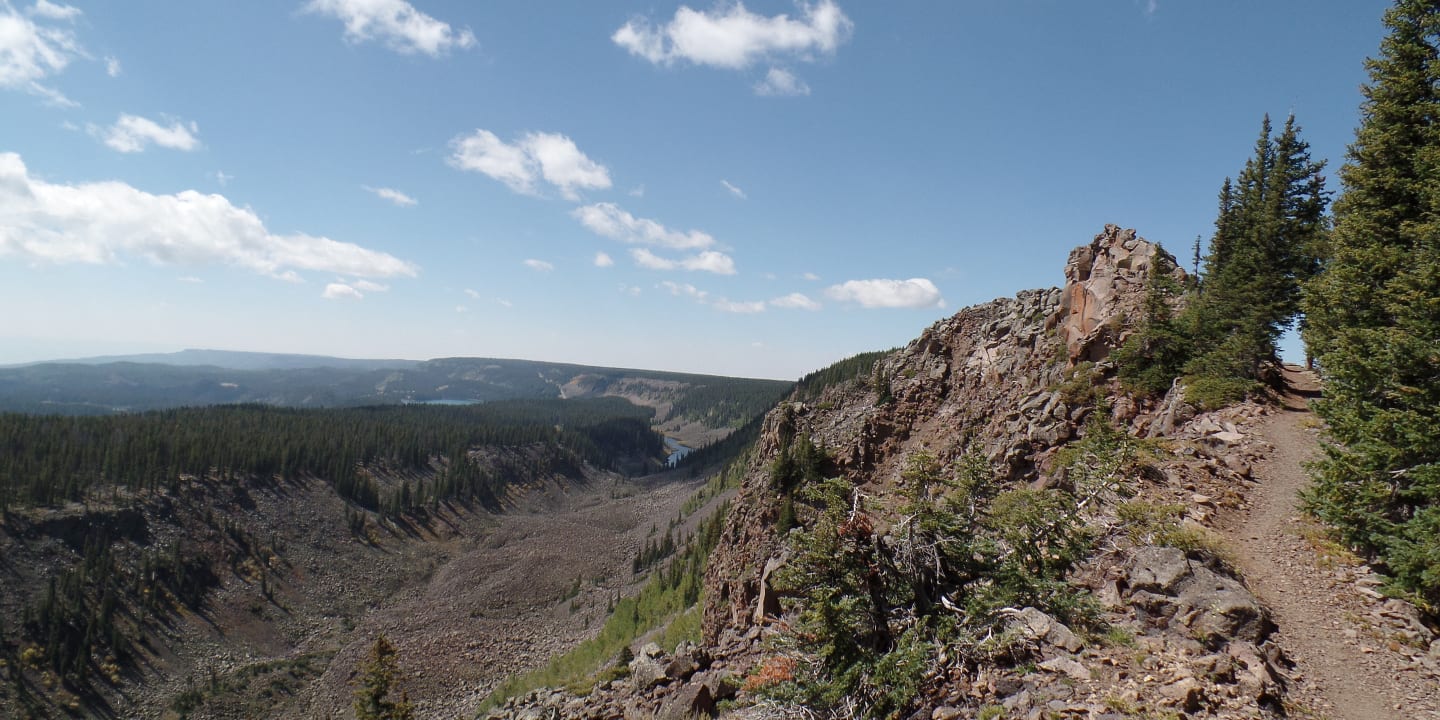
[767,452,1097,718]
[1182,375,1258,411]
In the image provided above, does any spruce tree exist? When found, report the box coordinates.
[1303,0,1440,604]
[353,635,414,720]
[1187,114,1328,384]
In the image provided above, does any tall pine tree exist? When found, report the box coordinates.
[1187,114,1328,383]
[1303,0,1440,605]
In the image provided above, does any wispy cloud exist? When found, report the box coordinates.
[304,0,476,57]
[322,278,389,300]
[770,292,821,310]
[631,248,736,275]
[659,280,765,313]
[825,278,944,309]
[104,55,120,77]
[322,282,364,300]
[720,179,747,199]
[0,152,418,281]
[364,185,418,207]
[593,251,614,267]
[213,170,233,186]
[573,202,714,250]
[449,129,611,200]
[91,114,200,153]
[463,288,480,299]
[30,1,80,21]
[0,0,85,106]
[523,258,555,272]
[754,67,810,96]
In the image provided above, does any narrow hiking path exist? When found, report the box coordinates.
[1234,366,1440,720]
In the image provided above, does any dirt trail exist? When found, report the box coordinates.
[1235,367,1440,720]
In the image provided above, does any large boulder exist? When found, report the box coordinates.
[656,682,716,720]
[1123,546,1274,648]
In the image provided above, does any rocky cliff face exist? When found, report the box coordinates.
[488,225,1330,719]
[702,224,1185,646]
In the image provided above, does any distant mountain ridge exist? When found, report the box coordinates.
[8,348,420,371]
[0,351,794,428]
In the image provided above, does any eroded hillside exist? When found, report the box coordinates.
[486,225,1439,719]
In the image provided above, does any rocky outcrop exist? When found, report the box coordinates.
[702,224,1179,647]
[1054,224,1186,364]
[490,225,1314,719]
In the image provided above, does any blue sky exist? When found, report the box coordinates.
[0,0,1393,379]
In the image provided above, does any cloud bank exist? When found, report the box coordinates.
[0,152,417,280]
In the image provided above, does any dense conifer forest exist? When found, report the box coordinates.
[0,397,664,513]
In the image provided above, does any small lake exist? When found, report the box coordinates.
[665,437,693,466]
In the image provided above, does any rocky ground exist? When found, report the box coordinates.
[0,455,728,719]
[482,228,1440,720]
[1227,368,1440,720]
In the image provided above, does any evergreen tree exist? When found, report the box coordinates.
[1303,0,1440,605]
[1187,114,1328,383]
[353,635,414,720]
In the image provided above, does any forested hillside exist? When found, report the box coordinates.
[0,397,663,512]
[0,354,792,429]
[0,395,681,717]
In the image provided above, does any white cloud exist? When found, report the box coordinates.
[29,1,79,21]
[524,132,611,200]
[455,304,467,313]
[213,170,233,186]
[463,288,480,299]
[593,251,614,267]
[630,248,736,275]
[659,280,764,313]
[93,114,200,153]
[628,184,645,198]
[770,292,820,310]
[448,129,611,200]
[754,66,810,96]
[573,202,714,250]
[684,250,737,275]
[721,179,746,199]
[801,271,819,281]
[613,0,852,70]
[523,258,554,272]
[304,0,476,57]
[619,283,641,296]
[825,278,945,309]
[104,55,120,77]
[448,129,532,193]
[714,299,766,314]
[364,185,417,207]
[660,280,707,301]
[178,275,202,284]
[0,1,84,105]
[352,279,389,292]
[496,298,512,308]
[322,282,364,300]
[0,152,418,280]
